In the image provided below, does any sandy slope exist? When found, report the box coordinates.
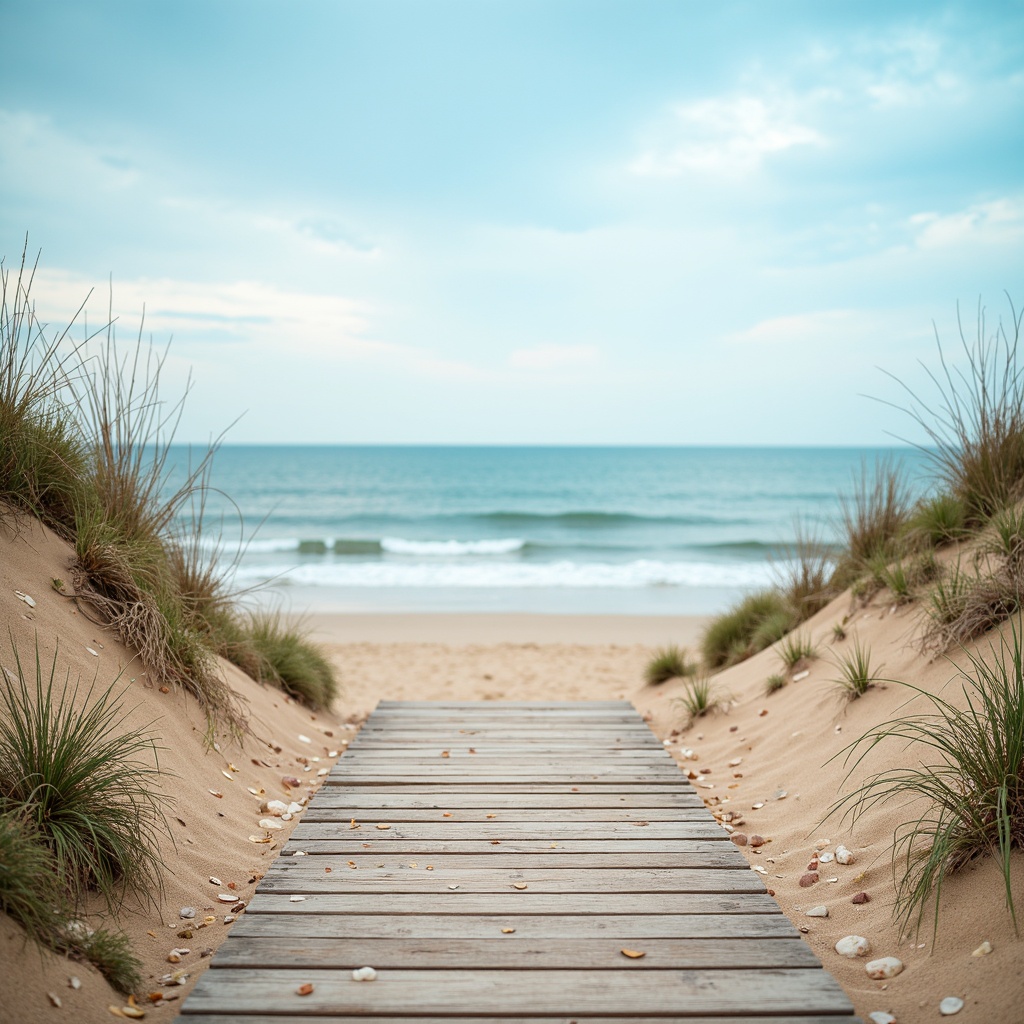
[2,518,1021,1023]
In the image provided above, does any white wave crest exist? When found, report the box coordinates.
[230,558,777,590]
[380,537,526,556]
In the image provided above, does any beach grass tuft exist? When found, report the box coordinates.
[830,638,881,700]
[701,590,795,669]
[645,644,697,685]
[764,673,787,695]
[830,622,1024,938]
[673,675,721,724]
[0,639,168,907]
[0,808,63,945]
[776,631,817,670]
[885,296,1024,525]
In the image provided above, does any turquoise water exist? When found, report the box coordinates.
[181,446,934,615]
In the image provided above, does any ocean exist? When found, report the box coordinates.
[179,446,935,615]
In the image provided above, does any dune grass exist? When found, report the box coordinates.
[0,640,168,907]
[0,809,63,945]
[776,631,817,671]
[673,675,721,724]
[701,590,795,669]
[645,644,698,685]
[830,622,1024,938]
[1,243,337,722]
[764,672,787,695]
[830,638,881,700]
[885,296,1024,525]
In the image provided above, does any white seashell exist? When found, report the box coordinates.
[47,993,61,1008]
[835,935,872,958]
[818,852,834,863]
[86,648,98,657]
[287,802,303,814]
[971,940,992,956]
[351,966,377,981]
[792,670,809,681]
[805,906,829,918]
[298,734,312,743]
[217,893,239,903]
[835,844,856,864]
[209,876,222,886]
[69,977,81,990]
[263,799,289,816]
[868,1013,896,1024]
[14,591,36,607]
[282,812,293,821]
[317,768,329,776]
[865,956,904,979]
[289,895,306,902]
[939,997,964,1015]
[259,818,284,830]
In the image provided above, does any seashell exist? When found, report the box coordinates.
[289,895,306,902]
[262,799,289,816]
[972,940,992,956]
[209,876,222,886]
[869,1014,897,1024]
[259,818,284,830]
[792,670,809,681]
[14,591,36,607]
[865,956,903,979]
[805,906,828,917]
[835,935,871,957]
[818,852,834,863]
[281,776,301,788]
[218,893,240,903]
[287,802,303,814]
[351,966,377,981]
[939,997,964,1015]
[47,993,62,1008]
[298,734,312,743]
[295,983,314,996]
[86,648,98,657]
[121,1007,145,1019]
[69,977,81,990]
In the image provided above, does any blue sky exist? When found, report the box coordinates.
[2,0,1022,444]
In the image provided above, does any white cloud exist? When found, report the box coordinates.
[507,344,600,371]
[630,94,825,178]
[907,198,1024,250]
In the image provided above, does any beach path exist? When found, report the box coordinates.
[180,700,859,1022]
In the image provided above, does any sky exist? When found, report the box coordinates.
[2,0,1022,446]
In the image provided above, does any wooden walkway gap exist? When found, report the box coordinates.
[181,700,859,1022]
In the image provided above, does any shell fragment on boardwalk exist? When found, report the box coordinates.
[180,700,858,1021]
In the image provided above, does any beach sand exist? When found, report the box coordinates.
[2,519,1021,1023]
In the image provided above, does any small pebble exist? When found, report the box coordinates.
[971,940,992,956]
[939,997,964,1016]
[805,906,828,918]
[835,934,872,958]
[68,977,81,990]
[47,993,62,1008]
[852,891,871,904]
[730,832,748,846]
[799,872,819,887]
[868,1013,896,1024]
[865,956,904,979]
[836,844,856,865]
[179,907,196,919]
[818,851,834,863]
[748,834,765,847]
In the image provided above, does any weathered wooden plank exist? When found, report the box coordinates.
[246,892,777,915]
[182,1016,858,1024]
[311,793,703,808]
[282,840,732,854]
[340,749,675,759]
[292,821,721,840]
[267,850,745,869]
[228,911,802,940]
[207,936,821,970]
[323,774,686,785]
[257,867,764,894]
[302,808,709,822]
[322,783,694,794]
[182,968,855,1017]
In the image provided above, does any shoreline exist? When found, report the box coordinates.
[294,611,710,646]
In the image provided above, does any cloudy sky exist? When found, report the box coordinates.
[2,0,1022,445]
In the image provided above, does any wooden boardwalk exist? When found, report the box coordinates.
[181,700,859,1022]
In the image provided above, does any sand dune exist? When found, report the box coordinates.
[1,519,1021,1023]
